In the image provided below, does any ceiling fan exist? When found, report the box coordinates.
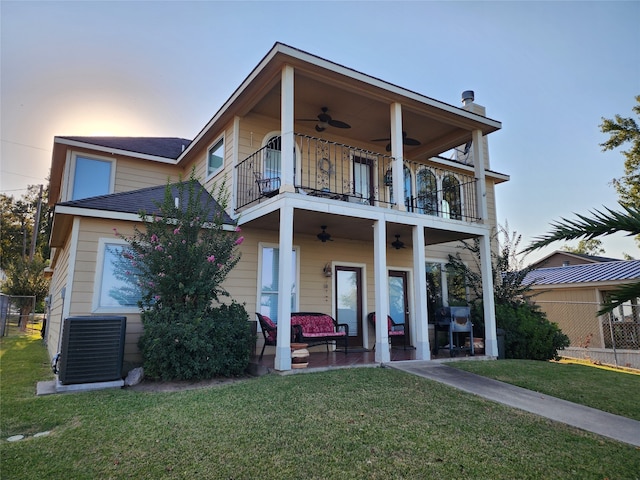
[372,131,421,152]
[317,225,333,242]
[298,107,351,132]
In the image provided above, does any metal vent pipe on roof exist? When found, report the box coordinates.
[462,90,475,106]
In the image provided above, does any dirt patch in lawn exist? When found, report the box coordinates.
[127,375,253,393]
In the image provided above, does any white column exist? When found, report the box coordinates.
[280,65,295,193]
[472,128,497,356]
[412,225,430,359]
[471,129,487,222]
[390,102,406,212]
[274,203,293,371]
[373,218,390,362]
[479,234,498,357]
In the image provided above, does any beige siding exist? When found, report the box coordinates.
[115,158,181,192]
[46,239,72,359]
[68,218,143,364]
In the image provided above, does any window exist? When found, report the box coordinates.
[426,261,467,323]
[72,156,113,200]
[264,136,282,181]
[442,174,462,220]
[207,138,224,177]
[95,240,141,310]
[258,245,298,322]
[416,169,438,215]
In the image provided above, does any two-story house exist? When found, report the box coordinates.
[45,43,509,372]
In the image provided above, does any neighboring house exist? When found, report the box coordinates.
[529,250,620,269]
[45,43,509,371]
[524,260,640,368]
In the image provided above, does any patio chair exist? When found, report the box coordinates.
[253,172,280,198]
[256,312,277,360]
[367,312,407,349]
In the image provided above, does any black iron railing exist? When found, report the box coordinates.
[235,134,479,222]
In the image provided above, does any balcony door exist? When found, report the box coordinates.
[353,156,373,205]
[335,266,363,346]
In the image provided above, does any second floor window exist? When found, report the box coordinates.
[72,156,112,200]
[442,174,462,220]
[207,138,224,177]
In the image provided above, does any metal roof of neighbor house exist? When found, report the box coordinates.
[524,260,640,286]
[57,136,192,159]
[56,181,234,224]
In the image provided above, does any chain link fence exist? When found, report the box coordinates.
[0,294,41,337]
[535,300,640,369]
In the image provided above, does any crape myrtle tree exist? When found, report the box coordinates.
[447,223,569,360]
[115,172,254,380]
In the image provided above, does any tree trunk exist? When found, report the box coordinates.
[19,305,32,332]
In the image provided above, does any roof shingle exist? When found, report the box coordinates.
[58,136,192,159]
[57,181,234,224]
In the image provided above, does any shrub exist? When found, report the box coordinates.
[138,302,254,380]
[496,303,569,360]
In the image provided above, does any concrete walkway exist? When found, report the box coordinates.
[389,360,640,447]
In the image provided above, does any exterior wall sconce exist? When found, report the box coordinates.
[391,235,405,250]
[323,263,332,277]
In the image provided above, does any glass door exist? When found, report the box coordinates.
[335,266,363,346]
[389,270,409,344]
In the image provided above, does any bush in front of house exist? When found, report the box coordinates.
[117,171,254,380]
[138,302,253,380]
[496,303,569,361]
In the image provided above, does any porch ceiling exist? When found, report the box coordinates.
[243,208,479,247]
[250,72,486,159]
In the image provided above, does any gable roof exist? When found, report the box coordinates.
[56,136,192,160]
[528,250,621,269]
[523,260,640,286]
[56,181,234,224]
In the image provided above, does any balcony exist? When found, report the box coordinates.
[236,134,479,222]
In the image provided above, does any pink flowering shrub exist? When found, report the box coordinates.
[117,171,253,379]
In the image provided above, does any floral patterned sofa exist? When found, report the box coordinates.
[291,312,349,353]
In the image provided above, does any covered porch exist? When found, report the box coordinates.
[240,197,498,372]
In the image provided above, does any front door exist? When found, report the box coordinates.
[335,266,363,346]
[389,270,409,345]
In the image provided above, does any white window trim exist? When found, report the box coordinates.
[206,134,225,180]
[67,152,116,202]
[92,237,140,314]
[256,242,300,324]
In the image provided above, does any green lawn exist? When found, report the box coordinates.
[450,359,640,421]
[2,334,640,479]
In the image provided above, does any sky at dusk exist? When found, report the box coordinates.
[1,1,638,263]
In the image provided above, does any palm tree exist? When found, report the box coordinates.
[523,203,640,313]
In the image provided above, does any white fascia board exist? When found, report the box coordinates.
[430,156,510,182]
[54,205,142,222]
[54,137,178,165]
[55,205,235,230]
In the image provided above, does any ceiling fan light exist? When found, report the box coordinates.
[392,234,405,249]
